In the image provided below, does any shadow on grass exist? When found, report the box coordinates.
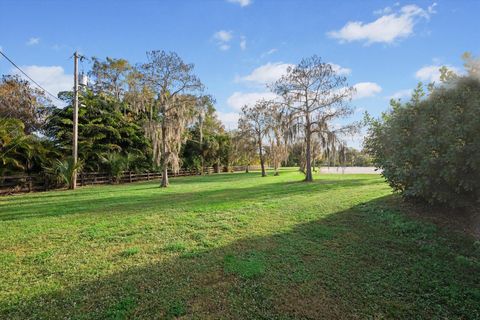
[0,173,382,221]
[1,196,478,319]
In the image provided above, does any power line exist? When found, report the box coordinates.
[0,50,65,103]
[0,99,72,158]
[0,51,77,158]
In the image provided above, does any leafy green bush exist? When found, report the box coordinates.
[365,77,480,207]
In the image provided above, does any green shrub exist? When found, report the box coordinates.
[365,77,480,208]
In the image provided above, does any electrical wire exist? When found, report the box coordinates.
[0,50,77,158]
[0,50,65,103]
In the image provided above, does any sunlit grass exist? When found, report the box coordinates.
[0,168,478,319]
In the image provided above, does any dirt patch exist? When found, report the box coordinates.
[274,285,352,319]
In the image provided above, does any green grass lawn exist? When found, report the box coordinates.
[0,169,478,319]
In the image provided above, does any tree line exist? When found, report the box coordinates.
[1,51,367,189]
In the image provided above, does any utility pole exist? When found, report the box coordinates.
[199,109,204,175]
[71,51,79,190]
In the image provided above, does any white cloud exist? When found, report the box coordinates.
[227,91,277,110]
[12,65,72,98]
[219,44,230,51]
[414,64,460,83]
[238,62,293,85]
[328,3,436,44]
[353,82,382,99]
[390,89,412,100]
[213,30,233,42]
[227,0,251,7]
[240,36,247,51]
[216,111,240,129]
[26,37,40,46]
[213,30,233,51]
[373,6,393,15]
[261,48,278,58]
[239,62,351,86]
[329,63,352,76]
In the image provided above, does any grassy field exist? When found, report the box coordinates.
[0,169,479,319]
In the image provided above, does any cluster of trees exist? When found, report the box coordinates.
[0,75,58,176]
[238,55,358,181]
[365,53,480,208]
[0,51,235,188]
[1,52,365,189]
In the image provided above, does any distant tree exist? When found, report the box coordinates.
[462,51,480,78]
[341,147,372,167]
[195,95,217,173]
[0,75,53,134]
[215,132,232,172]
[272,56,356,182]
[239,100,271,177]
[285,139,305,168]
[140,50,203,187]
[231,127,257,173]
[181,98,225,173]
[89,57,132,114]
[265,101,290,175]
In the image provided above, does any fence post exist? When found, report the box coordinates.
[147,172,150,181]
[129,171,132,183]
[27,176,32,192]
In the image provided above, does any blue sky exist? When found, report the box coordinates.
[1,0,479,148]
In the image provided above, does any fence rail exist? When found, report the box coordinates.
[0,165,257,195]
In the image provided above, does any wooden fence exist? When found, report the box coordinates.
[0,165,255,195]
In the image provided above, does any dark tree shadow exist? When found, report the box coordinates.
[1,196,478,319]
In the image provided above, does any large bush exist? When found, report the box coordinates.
[365,77,480,207]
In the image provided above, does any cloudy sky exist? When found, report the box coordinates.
[1,0,478,148]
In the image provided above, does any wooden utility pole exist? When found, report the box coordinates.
[199,110,204,175]
[71,51,79,189]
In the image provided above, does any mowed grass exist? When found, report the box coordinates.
[0,168,479,319]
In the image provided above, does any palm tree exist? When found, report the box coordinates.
[45,157,83,189]
[0,118,33,175]
[100,152,127,183]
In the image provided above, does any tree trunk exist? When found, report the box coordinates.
[305,120,313,182]
[160,126,169,188]
[258,139,266,177]
[199,119,204,175]
[161,165,169,187]
[245,164,249,173]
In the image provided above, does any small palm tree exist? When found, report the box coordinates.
[124,152,138,172]
[45,157,83,189]
[0,118,33,175]
[100,152,127,183]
